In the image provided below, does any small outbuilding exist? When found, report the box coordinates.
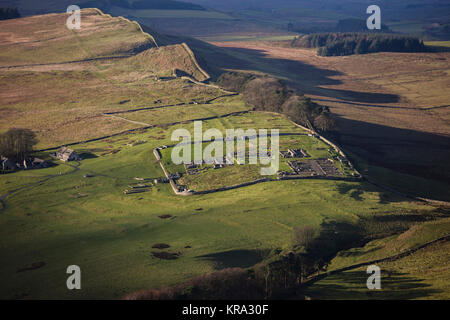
[32,158,50,169]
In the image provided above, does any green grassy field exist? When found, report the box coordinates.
[155,115,355,192]
[1,122,442,299]
[304,221,450,300]
[425,41,450,48]
[326,218,450,271]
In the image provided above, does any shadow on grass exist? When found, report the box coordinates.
[187,40,400,103]
[307,213,437,264]
[332,116,450,201]
[304,270,440,300]
[427,45,450,53]
[78,152,98,159]
[336,183,364,201]
[198,249,271,270]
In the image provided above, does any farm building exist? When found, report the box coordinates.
[55,147,81,162]
[32,158,49,168]
[1,156,49,171]
[23,157,50,169]
[1,157,16,171]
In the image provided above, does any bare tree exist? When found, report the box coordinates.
[314,113,338,132]
[0,128,38,161]
[292,225,318,249]
[282,95,315,128]
[243,77,292,112]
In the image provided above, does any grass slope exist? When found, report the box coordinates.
[0,9,157,66]
[305,221,450,300]
[0,9,218,149]
[0,9,448,300]
[0,123,443,299]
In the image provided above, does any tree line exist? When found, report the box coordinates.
[217,72,337,133]
[0,8,20,20]
[0,128,37,162]
[291,33,427,56]
[286,18,391,34]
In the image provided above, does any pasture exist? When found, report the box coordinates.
[0,121,441,299]
[0,9,448,300]
[304,220,450,300]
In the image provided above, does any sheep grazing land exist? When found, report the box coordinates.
[0,5,448,302]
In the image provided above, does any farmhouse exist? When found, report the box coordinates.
[1,157,16,171]
[1,156,49,171]
[55,147,81,162]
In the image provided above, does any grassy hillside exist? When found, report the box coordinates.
[304,219,450,299]
[1,121,444,299]
[0,9,215,148]
[124,43,210,81]
[0,9,448,300]
[0,8,157,66]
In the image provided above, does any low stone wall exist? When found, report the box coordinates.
[193,178,271,195]
[152,120,364,196]
[154,148,194,196]
[180,43,210,81]
[279,175,363,183]
[153,148,161,161]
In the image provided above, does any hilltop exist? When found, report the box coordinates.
[0,8,217,147]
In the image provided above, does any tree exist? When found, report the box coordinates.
[314,113,338,132]
[295,32,426,56]
[0,128,38,161]
[292,225,318,250]
[282,95,318,128]
[0,8,20,20]
[216,72,255,92]
[243,77,292,112]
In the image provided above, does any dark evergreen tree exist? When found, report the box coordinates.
[292,33,427,56]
